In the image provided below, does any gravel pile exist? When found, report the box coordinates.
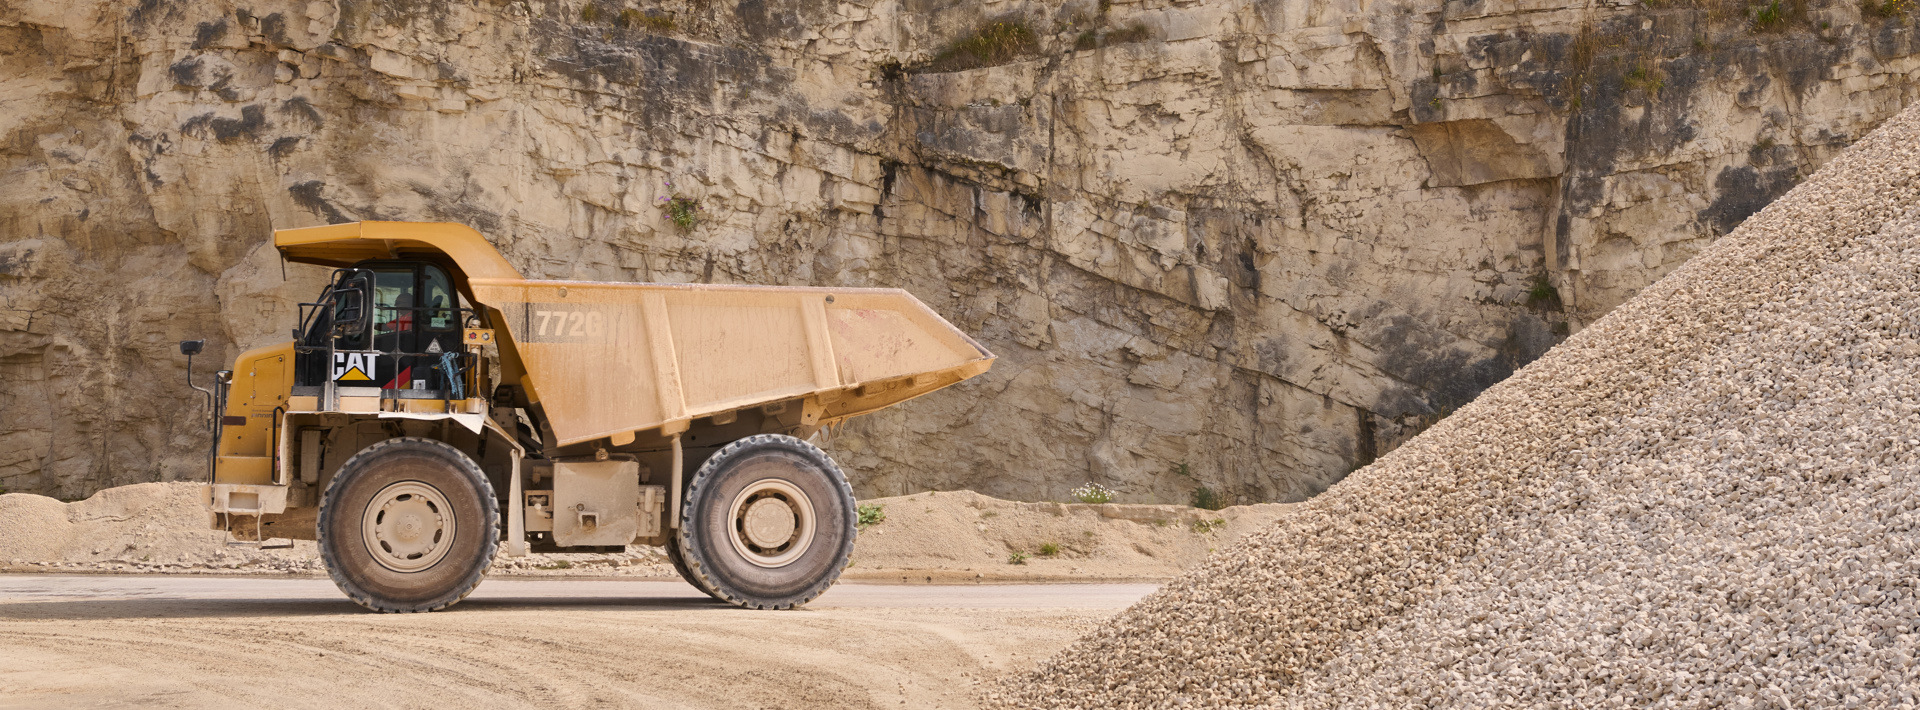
[987,103,1920,708]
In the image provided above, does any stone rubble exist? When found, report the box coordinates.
[986,101,1920,708]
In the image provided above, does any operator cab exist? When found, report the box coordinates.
[294,260,476,398]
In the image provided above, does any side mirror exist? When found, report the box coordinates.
[333,291,366,338]
[331,273,371,339]
[179,340,204,356]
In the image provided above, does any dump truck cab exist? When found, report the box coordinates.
[187,221,993,612]
[294,260,468,391]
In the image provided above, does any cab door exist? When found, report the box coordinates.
[302,261,467,393]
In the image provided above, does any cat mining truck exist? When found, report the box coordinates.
[179,221,993,613]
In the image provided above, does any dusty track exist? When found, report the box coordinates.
[0,575,1151,708]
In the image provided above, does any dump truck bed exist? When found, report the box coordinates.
[474,280,991,446]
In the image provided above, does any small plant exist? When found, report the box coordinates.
[1039,542,1060,556]
[1750,0,1788,31]
[1560,24,1601,109]
[617,9,675,31]
[1172,461,1195,479]
[1103,22,1152,45]
[657,179,701,231]
[1622,60,1665,97]
[1072,482,1115,504]
[926,20,1039,72]
[1190,486,1223,511]
[980,510,999,519]
[1527,274,1557,306]
[1190,518,1226,534]
[1075,31,1098,51]
[540,559,574,570]
[580,3,599,23]
[857,503,886,528]
[1008,550,1029,565]
[1862,0,1913,18]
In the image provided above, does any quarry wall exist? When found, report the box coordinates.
[1,0,1914,501]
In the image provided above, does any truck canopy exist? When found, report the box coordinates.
[276,221,522,281]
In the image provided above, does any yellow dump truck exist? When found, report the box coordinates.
[180,221,993,612]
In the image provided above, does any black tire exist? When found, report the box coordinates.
[663,534,721,600]
[318,437,498,613]
[676,434,855,609]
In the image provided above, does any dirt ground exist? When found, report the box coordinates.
[0,483,1282,707]
[0,483,1290,581]
[0,575,1150,709]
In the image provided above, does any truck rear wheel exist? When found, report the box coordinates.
[677,434,855,609]
[663,535,721,600]
[318,437,499,613]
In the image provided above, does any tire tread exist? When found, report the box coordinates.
[317,436,499,613]
[674,434,855,610]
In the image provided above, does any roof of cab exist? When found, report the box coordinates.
[273,221,522,281]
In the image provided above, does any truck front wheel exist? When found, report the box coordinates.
[677,434,856,609]
[318,437,499,613]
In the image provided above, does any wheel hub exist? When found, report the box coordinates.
[726,479,815,568]
[362,481,456,573]
[743,498,798,548]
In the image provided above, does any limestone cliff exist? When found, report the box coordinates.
[2,0,1915,502]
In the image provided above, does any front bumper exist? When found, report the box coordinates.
[205,483,289,516]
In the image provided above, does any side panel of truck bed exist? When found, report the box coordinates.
[468,279,992,446]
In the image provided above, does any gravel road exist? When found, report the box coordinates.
[0,575,1152,708]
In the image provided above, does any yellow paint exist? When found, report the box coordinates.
[264,221,996,449]
[274,221,521,281]
[215,456,273,484]
[214,342,293,485]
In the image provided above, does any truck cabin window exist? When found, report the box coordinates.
[423,265,455,330]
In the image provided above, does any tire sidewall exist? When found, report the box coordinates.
[680,435,855,608]
[664,534,721,600]
[319,437,498,612]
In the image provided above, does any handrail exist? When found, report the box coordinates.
[293,299,484,397]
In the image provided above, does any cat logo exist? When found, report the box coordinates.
[333,352,376,382]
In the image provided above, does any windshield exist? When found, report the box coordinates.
[423,265,455,330]
[374,269,413,333]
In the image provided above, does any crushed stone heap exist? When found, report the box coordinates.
[987,102,1920,708]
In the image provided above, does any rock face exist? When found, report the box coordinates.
[1,0,1915,502]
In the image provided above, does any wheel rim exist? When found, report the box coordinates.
[361,480,457,573]
[726,478,815,568]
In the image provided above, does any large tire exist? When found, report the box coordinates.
[318,437,498,613]
[676,434,855,609]
[663,534,721,600]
